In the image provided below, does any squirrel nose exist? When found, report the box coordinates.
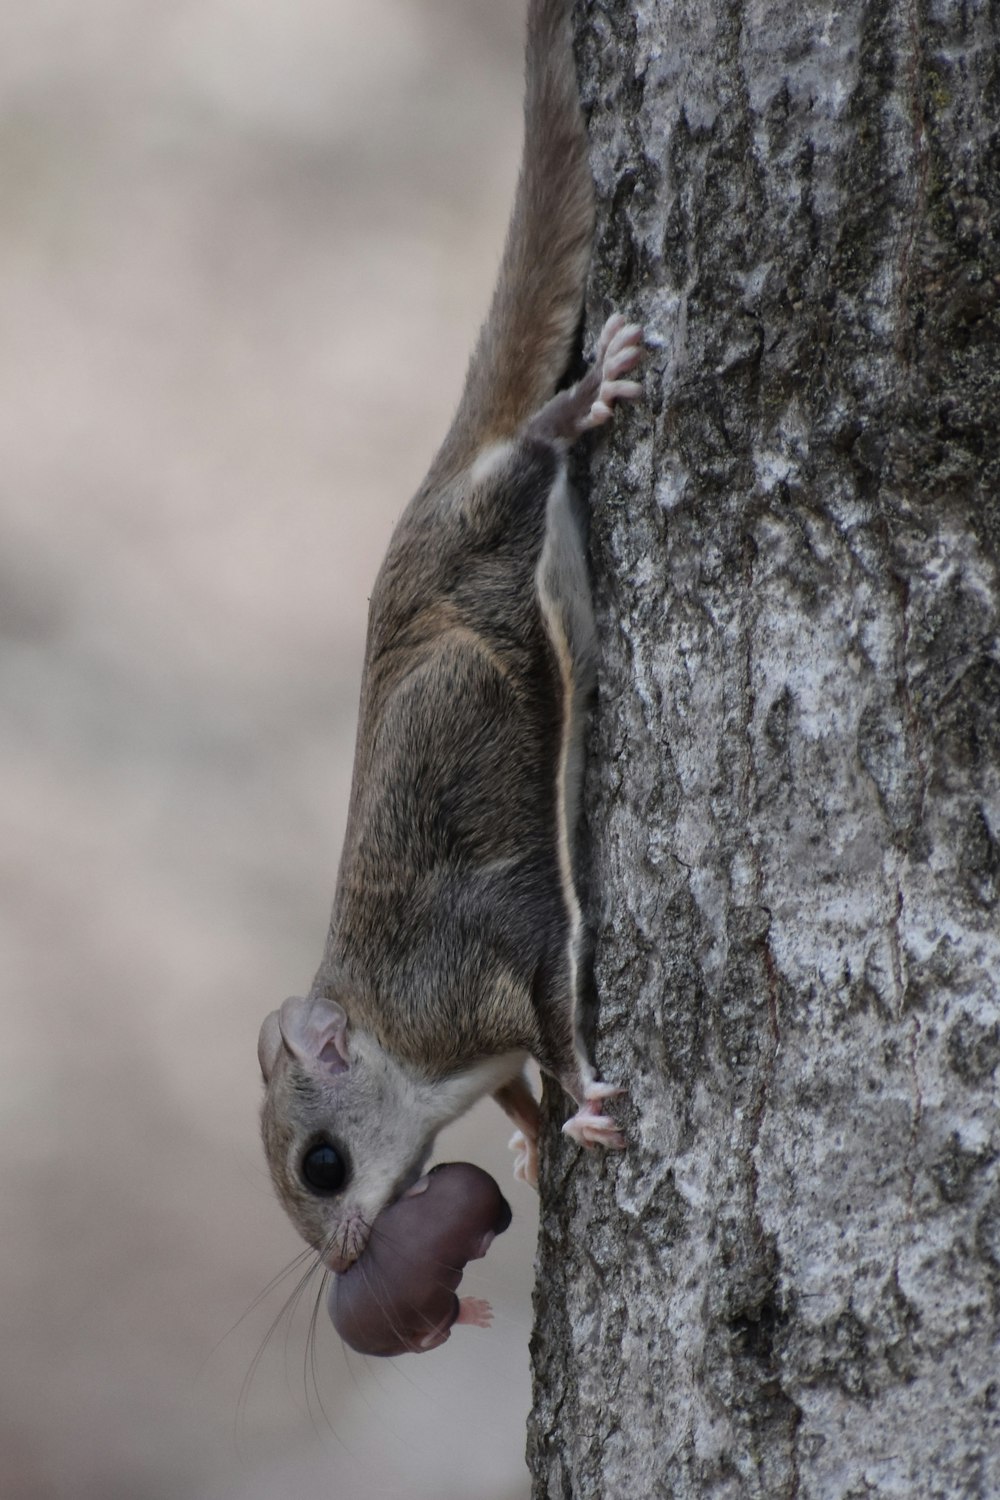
[324,1213,370,1272]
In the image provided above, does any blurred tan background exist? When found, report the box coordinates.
[0,2,538,1496]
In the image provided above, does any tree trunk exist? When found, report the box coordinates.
[528,2,1000,1495]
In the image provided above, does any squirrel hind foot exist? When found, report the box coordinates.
[525,313,645,445]
[575,316,645,432]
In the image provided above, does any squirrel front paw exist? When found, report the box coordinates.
[508,1127,539,1187]
[562,1080,627,1151]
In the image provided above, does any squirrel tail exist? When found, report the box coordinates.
[430,0,593,479]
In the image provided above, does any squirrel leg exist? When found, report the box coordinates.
[494,1072,541,1187]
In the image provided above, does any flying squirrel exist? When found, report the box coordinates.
[257,0,643,1273]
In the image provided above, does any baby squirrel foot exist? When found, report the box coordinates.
[562,1080,627,1152]
[455,1297,493,1328]
[508,1128,539,1188]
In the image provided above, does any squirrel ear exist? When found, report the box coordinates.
[278,995,351,1075]
[257,1010,284,1082]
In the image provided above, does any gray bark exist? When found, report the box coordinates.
[528,2,1000,1496]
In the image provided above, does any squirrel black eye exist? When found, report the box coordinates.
[301,1141,348,1195]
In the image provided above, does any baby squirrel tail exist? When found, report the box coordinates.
[430,0,593,480]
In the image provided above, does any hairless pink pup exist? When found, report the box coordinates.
[327,1162,512,1356]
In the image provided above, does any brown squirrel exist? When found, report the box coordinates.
[257,0,642,1273]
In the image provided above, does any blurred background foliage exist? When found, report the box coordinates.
[0,2,537,1495]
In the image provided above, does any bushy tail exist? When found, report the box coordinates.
[431,0,593,478]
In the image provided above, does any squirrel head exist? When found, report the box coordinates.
[257,993,434,1270]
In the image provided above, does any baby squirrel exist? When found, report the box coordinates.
[257,0,642,1273]
[328,1162,512,1356]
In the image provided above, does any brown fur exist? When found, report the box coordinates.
[427,0,593,479]
[257,0,634,1268]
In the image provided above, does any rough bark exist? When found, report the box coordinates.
[528,2,1000,1496]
